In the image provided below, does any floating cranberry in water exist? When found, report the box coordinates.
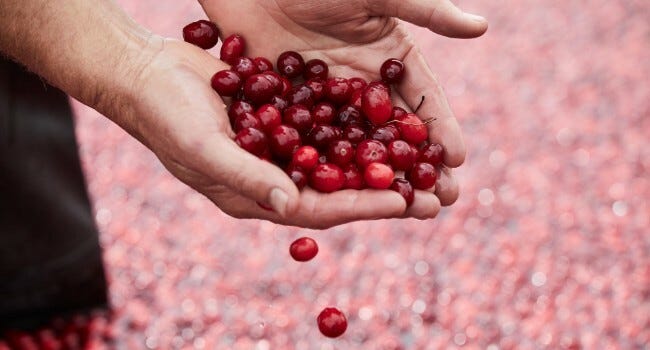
[289,237,319,261]
[349,77,368,92]
[253,57,273,72]
[309,163,345,193]
[183,20,219,49]
[233,112,261,133]
[312,102,336,125]
[283,105,313,133]
[418,142,444,166]
[362,82,393,124]
[380,58,405,84]
[220,34,246,65]
[342,164,364,189]
[306,78,325,101]
[304,59,329,80]
[308,125,341,150]
[255,104,282,133]
[396,113,428,144]
[277,51,305,78]
[232,57,259,80]
[235,127,267,156]
[343,125,366,145]
[269,125,301,159]
[325,78,352,105]
[388,140,417,171]
[211,70,242,97]
[291,146,319,171]
[356,140,388,168]
[228,100,254,121]
[327,140,355,167]
[407,162,437,190]
[286,165,308,190]
[390,178,414,206]
[244,74,277,106]
[317,307,347,338]
[364,162,394,189]
[286,85,315,108]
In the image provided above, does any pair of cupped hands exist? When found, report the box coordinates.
[118,0,487,229]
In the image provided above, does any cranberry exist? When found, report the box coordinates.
[243,74,277,105]
[283,105,313,133]
[327,140,355,166]
[182,20,219,49]
[269,125,301,159]
[390,178,414,206]
[324,78,352,105]
[262,71,284,95]
[210,70,242,97]
[407,162,437,190]
[277,51,305,78]
[289,237,319,261]
[392,106,408,119]
[255,104,282,133]
[229,101,253,122]
[286,85,315,108]
[362,82,393,125]
[233,112,261,133]
[308,125,340,150]
[342,164,364,189]
[279,76,292,95]
[253,57,273,72]
[388,140,417,171]
[310,163,345,193]
[286,165,308,190]
[235,127,267,156]
[305,78,325,101]
[312,102,336,125]
[418,143,444,166]
[370,125,400,145]
[343,125,366,145]
[336,104,363,128]
[231,57,259,80]
[317,307,347,338]
[380,58,405,84]
[364,162,394,189]
[396,113,428,144]
[270,95,289,112]
[304,59,329,80]
[349,89,363,109]
[220,34,246,65]
[291,145,319,171]
[349,77,368,92]
[355,139,388,168]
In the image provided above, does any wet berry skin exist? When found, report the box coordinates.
[255,104,282,134]
[349,77,368,92]
[182,20,219,49]
[390,178,414,206]
[343,125,366,145]
[283,105,313,134]
[342,164,364,189]
[312,102,336,125]
[325,78,352,105]
[235,127,267,156]
[308,125,341,150]
[309,163,345,193]
[362,82,393,125]
[396,113,428,144]
[355,140,388,168]
[317,307,347,338]
[306,78,325,101]
[232,57,259,80]
[407,162,437,190]
[419,143,444,166]
[253,57,273,72]
[336,105,363,128]
[220,34,246,65]
[233,112,261,133]
[380,58,405,84]
[289,237,319,261]
[327,140,355,167]
[270,95,289,112]
[364,162,394,189]
[388,140,417,171]
[286,85,315,109]
[269,125,301,159]
[243,74,277,106]
[291,146,319,171]
[228,100,254,122]
[277,51,305,78]
[304,59,329,80]
[211,70,242,97]
[370,125,400,145]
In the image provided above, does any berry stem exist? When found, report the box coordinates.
[414,96,425,113]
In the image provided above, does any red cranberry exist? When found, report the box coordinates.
[388,140,417,171]
[396,113,428,144]
[418,143,444,166]
[228,101,254,122]
[342,164,364,189]
[312,102,336,125]
[306,78,325,101]
[370,125,400,145]
[279,76,292,95]
[220,34,246,65]
[244,74,277,105]
[407,162,437,190]
[262,71,284,95]
[392,106,408,119]
[211,70,242,97]
[231,57,259,80]
[235,127,267,156]
[362,82,393,125]
[304,59,329,80]
[324,78,352,105]
[336,104,363,128]
[289,237,319,261]
[283,105,313,133]
[291,145,319,171]
[255,104,282,133]
[286,84,315,109]
[364,162,394,189]
[277,51,305,78]
[269,125,301,159]
[308,125,340,150]
[349,77,368,92]
[380,58,405,84]
[327,140,355,166]
[343,125,366,145]
[233,112,261,133]
[349,89,363,109]
[183,20,219,49]
[317,307,347,338]
[270,95,289,112]
[253,57,273,72]
[286,165,308,190]
[310,163,344,193]
[390,178,414,206]
[355,139,388,168]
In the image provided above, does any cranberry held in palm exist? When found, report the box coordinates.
[355,139,388,168]
[342,164,364,189]
[370,125,400,145]
[286,165,308,190]
[244,74,277,106]
[253,57,273,72]
[308,125,340,150]
[312,102,335,125]
[182,20,219,49]
[235,127,267,156]
[289,237,319,261]
[233,112,261,133]
[283,105,313,133]
[270,95,289,112]
[391,106,408,119]
[336,105,363,128]
[220,34,246,65]
[396,113,428,144]
[349,77,367,92]
[324,78,352,105]
[261,71,284,95]
[418,143,444,166]
[228,100,254,121]
[211,70,242,97]
[269,125,301,159]
[317,307,347,338]
[277,51,305,78]
[232,57,259,80]
[306,78,325,101]
[255,104,282,133]
[362,82,393,124]
[343,125,366,145]
[304,59,329,80]
[390,178,414,206]
[286,85,315,108]
[380,58,405,84]
[407,162,437,190]
[327,140,354,166]
[349,89,363,109]
[364,162,394,189]
[388,140,417,171]
[310,163,345,193]
[291,146,319,171]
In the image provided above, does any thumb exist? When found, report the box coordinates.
[368,0,488,38]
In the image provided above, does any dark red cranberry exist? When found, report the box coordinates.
[291,145,319,171]
[233,112,261,133]
[261,71,284,95]
[364,162,394,189]
[309,163,345,193]
[418,143,444,166]
[255,104,282,133]
[243,74,277,105]
[235,127,267,156]
[390,178,414,206]
[356,140,388,168]
[182,20,219,49]
[327,140,354,166]
[392,106,408,119]
[312,102,336,125]
[362,82,393,125]
[325,78,352,105]
[286,85,315,108]
[317,307,347,338]
[349,89,363,109]
[279,76,292,95]
[220,34,246,65]
[318,155,327,164]
[289,237,319,261]
[380,58,405,84]
[407,162,437,190]
[269,125,301,159]
[388,140,416,171]
[343,125,366,145]
[286,165,308,190]
[232,57,259,80]
[336,104,363,128]
[283,105,313,133]
[309,125,340,150]
[304,59,329,80]
[211,70,242,97]
[349,77,368,92]
[306,78,325,101]
[277,51,305,78]
[270,95,289,112]
[342,164,364,189]
[229,101,254,122]
[370,125,400,145]
[253,57,273,72]
[396,113,428,144]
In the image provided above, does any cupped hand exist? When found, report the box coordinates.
[199,0,487,218]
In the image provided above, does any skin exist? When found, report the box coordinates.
[0,0,486,229]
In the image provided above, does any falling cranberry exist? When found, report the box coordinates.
[364,162,394,189]
[269,125,301,159]
[407,162,437,190]
[211,70,242,97]
[232,57,259,80]
[309,163,345,193]
[235,127,267,156]
[317,307,347,338]
[355,140,388,168]
[277,51,306,78]
[289,237,319,261]
[390,178,414,206]
[396,113,428,144]
[182,20,219,49]
[362,82,393,125]
[220,34,246,65]
[380,58,405,84]
[304,59,329,80]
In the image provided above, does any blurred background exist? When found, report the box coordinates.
[5,0,650,349]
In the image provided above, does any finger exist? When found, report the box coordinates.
[368,0,488,38]
[403,190,441,219]
[434,166,459,206]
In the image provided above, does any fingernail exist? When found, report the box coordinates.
[268,188,289,217]
[465,13,486,23]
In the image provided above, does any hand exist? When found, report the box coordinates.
[199,0,488,219]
